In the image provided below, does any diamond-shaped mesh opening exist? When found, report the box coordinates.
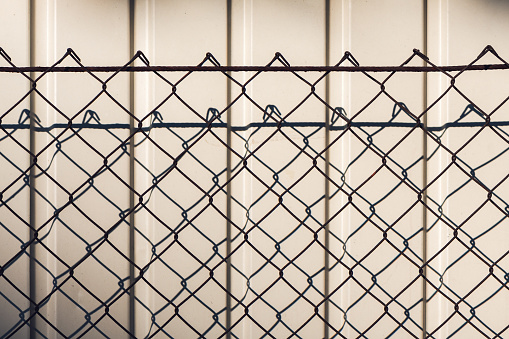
[1,46,509,338]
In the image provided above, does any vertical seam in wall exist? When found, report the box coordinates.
[226,0,233,337]
[129,0,136,337]
[29,0,37,337]
[422,0,428,338]
[324,0,331,338]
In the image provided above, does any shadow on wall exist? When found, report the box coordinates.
[1,101,508,337]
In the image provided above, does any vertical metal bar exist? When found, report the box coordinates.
[422,1,428,338]
[226,0,233,337]
[324,0,331,337]
[29,0,37,337]
[129,0,136,337]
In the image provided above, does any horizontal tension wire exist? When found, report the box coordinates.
[0,64,508,73]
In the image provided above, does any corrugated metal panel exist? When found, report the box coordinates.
[28,1,131,337]
[0,0,508,337]
[328,1,425,336]
[133,1,229,337]
[0,1,30,337]
[426,1,509,336]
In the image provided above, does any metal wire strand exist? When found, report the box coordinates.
[0,45,509,338]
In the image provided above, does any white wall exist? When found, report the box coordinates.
[0,0,508,338]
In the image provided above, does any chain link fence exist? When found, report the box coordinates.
[1,46,509,338]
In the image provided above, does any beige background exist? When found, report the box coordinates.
[1,0,509,338]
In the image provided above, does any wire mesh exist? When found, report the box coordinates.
[1,45,509,338]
